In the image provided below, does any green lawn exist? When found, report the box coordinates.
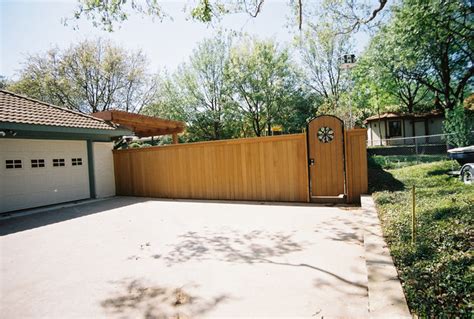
[370,154,448,170]
[370,159,473,317]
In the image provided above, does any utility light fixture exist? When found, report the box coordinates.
[340,54,356,70]
[343,54,356,64]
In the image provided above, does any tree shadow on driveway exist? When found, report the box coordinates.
[163,229,305,265]
[153,229,367,291]
[101,279,229,319]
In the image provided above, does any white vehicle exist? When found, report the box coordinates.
[447,146,474,185]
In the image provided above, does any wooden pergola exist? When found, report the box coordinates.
[93,110,185,144]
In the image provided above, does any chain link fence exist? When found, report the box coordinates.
[368,131,474,155]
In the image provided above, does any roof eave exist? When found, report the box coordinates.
[0,122,132,137]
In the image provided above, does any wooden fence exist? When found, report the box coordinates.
[113,134,309,202]
[113,129,368,204]
[345,129,368,203]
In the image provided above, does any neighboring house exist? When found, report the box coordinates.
[364,110,445,146]
[0,90,131,213]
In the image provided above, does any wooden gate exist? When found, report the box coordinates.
[307,115,345,201]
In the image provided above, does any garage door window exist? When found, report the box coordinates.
[5,159,22,169]
[53,159,65,167]
[31,159,45,168]
[72,158,83,166]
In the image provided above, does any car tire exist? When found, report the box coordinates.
[461,166,473,185]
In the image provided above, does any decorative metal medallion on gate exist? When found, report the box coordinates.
[317,127,334,143]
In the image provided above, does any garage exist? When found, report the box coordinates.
[0,90,131,213]
[0,139,90,212]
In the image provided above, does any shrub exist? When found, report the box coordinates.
[129,142,142,148]
[443,104,474,147]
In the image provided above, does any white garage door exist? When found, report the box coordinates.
[0,139,90,213]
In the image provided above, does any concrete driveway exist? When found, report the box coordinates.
[1,197,371,318]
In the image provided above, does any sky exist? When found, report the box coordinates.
[1,0,369,79]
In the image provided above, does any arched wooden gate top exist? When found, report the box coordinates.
[306,115,346,200]
[306,114,344,127]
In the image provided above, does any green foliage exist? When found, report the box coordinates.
[128,142,153,149]
[298,26,352,111]
[352,24,431,115]
[275,89,321,133]
[71,0,390,35]
[443,104,474,147]
[0,75,8,89]
[71,0,272,31]
[388,0,473,109]
[369,155,448,170]
[8,38,156,114]
[143,34,315,141]
[372,161,473,317]
[226,37,299,136]
[190,0,229,23]
[353,0,472,123]
[128,142,142,149]
[71,0,164,32]
[143,34,243,142]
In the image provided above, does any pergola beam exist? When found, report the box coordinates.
[93,110,185,140]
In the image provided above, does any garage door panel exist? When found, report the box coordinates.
[0,139,90,213]
[2,174,29,196]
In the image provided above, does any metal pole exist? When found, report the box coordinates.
[349,90,353,129]
[415,137,419,163]
[340,54,356,129]
[412,185,416,245]
[347,68,353,129]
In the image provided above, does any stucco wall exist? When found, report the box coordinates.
[427,118,444,143]
[367,121,386,146]
[93,142,116,198]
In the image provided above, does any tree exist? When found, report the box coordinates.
[143,34,241,142]
[142,72,189,122]
[353,25,431,114]
[389,0,473,110]
[145,35,317,140]
[443,103,474,147]
[225,38,296,136]
[179,34,234,140]
[0,75,8,89]
[70,0,388,32]
[274,88,321,133]
[8,38,156,114]
[299,26,352,111]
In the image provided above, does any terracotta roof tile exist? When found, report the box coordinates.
[0,90,116,130]
[364,109,444,123]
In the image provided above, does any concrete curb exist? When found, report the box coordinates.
[0,198,109,221]
[361,195,412,319]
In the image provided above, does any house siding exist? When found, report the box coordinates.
[366,116,445,146]
[93,142,116,198]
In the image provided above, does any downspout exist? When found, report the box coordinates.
[87,139,96,199]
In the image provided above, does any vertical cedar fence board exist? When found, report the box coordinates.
[113,134,310,202]
[344,128,368,204]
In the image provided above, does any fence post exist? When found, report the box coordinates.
[415,137,419,163]
[412,185,416,245]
